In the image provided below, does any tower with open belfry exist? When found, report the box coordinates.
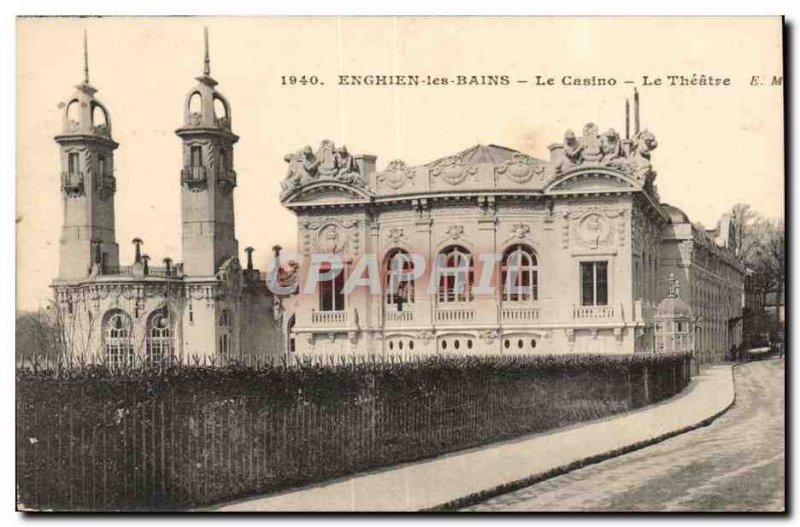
[51,30,284,365]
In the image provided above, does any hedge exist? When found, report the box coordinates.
[16,352,691,510]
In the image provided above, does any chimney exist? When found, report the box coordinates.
[548,143,565,165]
[634,88,641,135]
[355,154,377,185]
[132,238,143,264]
[244,247,254,271]
[272,244,282,273]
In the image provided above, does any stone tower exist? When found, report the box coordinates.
[54,32,119,280]
[176,28,239,277]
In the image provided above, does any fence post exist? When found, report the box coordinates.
[642,365,650,405]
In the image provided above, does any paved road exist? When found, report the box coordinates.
[465,359,785,512]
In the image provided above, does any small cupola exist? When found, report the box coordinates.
[57,31,114,141]
[655,273,694,354]
[181,28,232,131]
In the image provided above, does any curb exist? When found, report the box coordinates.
[426,365,738,512]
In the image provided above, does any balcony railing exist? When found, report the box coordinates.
[435,307,476,324]
[96,173,116,195]
[93,124,111,137]
[572,305,616,320]
[181,166,208,190]
[217,169,237,190]
[385,310,414,324]
[311,310,348,325]
[215,116,231,130]
[61,171,84,196]
[501,306,540,323]
[102,264,181,278]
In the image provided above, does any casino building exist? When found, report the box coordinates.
[50,31,745,364]
[279,92,745,360]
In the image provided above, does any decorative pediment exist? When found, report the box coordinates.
[280,140,370,203]
[545,168,640,194]
[281,180,373,206]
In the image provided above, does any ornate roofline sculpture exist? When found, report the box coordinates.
[280,140,369,202]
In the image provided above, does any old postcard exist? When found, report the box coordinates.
[15,16,785,512]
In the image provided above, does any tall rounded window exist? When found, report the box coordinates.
[437,245,473,303]
[502,244,538,302]
[103,310,133,367]
[385,249,415,309]
[146,310,173,364]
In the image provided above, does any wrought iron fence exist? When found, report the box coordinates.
[16,352,691,510]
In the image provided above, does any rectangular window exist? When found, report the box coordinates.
[98,155,107,176]
[219,149,228,170]
[319,269,345,311]
[190,146,202,167]
[68,152,80,175]
[581,261,609,306]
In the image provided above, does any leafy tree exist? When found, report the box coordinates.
[15,304,63,363]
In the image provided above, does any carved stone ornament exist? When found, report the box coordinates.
[430,156,478,185]
[480,329,500,344]
[577,213,613,250]
[553,123,657,183]
[280,140,366,199]
[387,227,404,244]
[303,217,361,256]
[495,152,545,184]
[417,331,435,342]
[630,129,658,181]
[565,206,623,251]
[378,160,415,190]
[445,225,465,240]
[510,223,530,239]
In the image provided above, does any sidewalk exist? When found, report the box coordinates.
[214,365,735,512]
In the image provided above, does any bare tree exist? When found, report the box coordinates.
[731,202,759,260]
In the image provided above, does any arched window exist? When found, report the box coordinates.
[213,95,231,128]
[385,249,415,310]
[213,96,228,119]
[501,244,538,302]
[188,92,203,116]
[65,99,80,128]
[146,310,173,364]
[91,102,109,134]
[437,245,473,303]
[219,309,232,362]
[103,310,133,367]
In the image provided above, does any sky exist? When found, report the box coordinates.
[16,17,784,311]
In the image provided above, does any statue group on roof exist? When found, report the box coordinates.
[280,140,366,197]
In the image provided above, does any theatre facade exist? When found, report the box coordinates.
[280,115,745,359]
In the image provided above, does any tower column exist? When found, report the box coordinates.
[55,33,119,280]
[176,29,239,277]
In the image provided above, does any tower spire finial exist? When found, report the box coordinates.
[83,29,90,85]
[203,27,210,77]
